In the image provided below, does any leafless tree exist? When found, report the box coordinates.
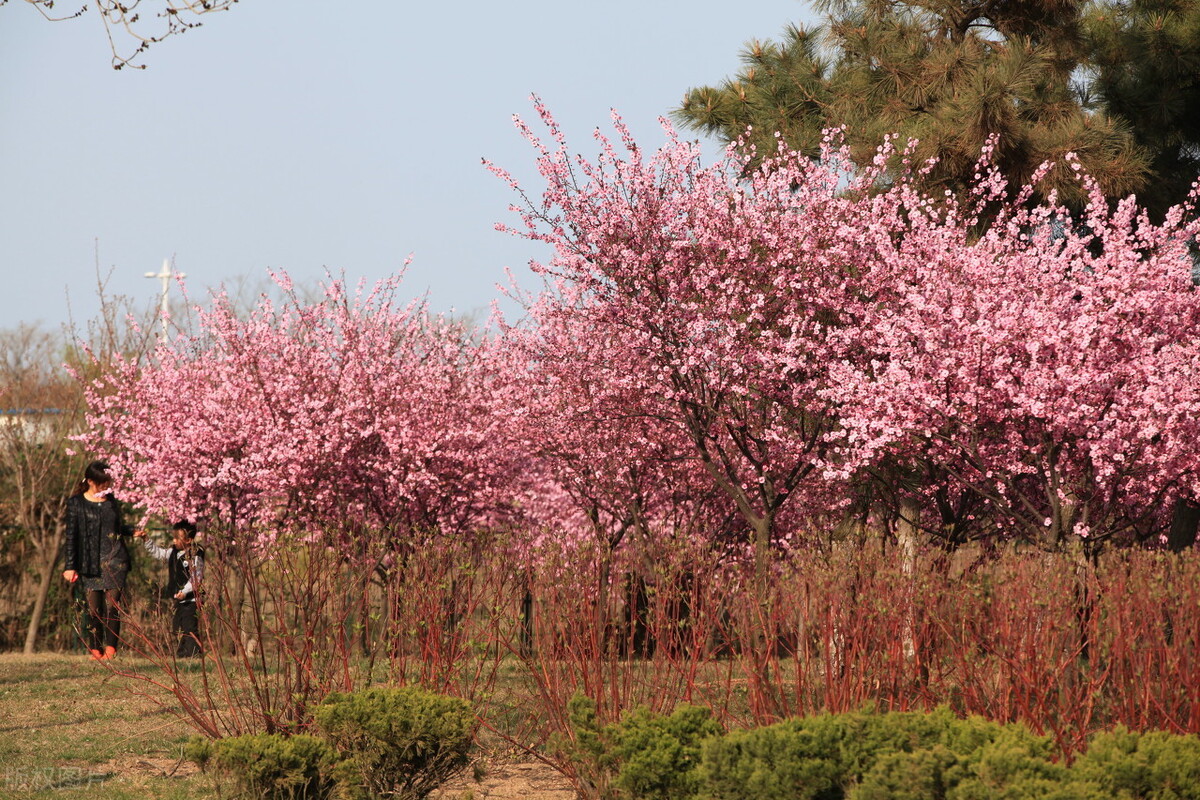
[0,324,87,652]
[3,0,238,70]
[0,253,161,651]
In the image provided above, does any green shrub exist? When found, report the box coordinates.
[699,714,849,800]
[185,733,339,800]
[557,693,617,798]
[1073,727,1200,799]
[853,746,962,800]
[610,703,722,800]
[557,694,722,800]
[556,703,1200,800]
[313,685,475,800]
[932,726,1077,800]
[698,708,1070,800]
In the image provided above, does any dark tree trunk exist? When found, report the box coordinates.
[1167,499,1200,552]
[519,582,534,658]
[23,545,58,654]
[621,572,652,658]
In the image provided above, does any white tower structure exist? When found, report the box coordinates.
[144,258,186,336]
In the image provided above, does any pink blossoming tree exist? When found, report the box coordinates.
[488,102,879,579]
[493,102,1200,554]
[81,273,517,549]
[80,104,1200,563]
[824,166,1200,546]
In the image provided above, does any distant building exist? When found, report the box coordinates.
[0,408,67,443]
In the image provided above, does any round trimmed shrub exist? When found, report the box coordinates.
[313,686,474,800]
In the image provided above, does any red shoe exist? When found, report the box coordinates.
[102,646,117,660]
[88,649,104,660]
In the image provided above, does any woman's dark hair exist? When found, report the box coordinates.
[172,520,198,539]
[73,460,113,496]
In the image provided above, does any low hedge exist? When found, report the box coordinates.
[563,697,1200,800]
[314,686,474,800]
[185,733,339,800]
[188,685,475,800]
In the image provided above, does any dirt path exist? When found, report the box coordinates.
[104,752,578,799]
[436,760,576,799]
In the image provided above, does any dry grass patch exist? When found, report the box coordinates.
[0,652,215,799]
[0,652,575,800]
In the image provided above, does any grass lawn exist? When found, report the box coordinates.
[0,652,576,800]
[0,652,215,800]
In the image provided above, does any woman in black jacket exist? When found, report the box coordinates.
[62,461,135,660]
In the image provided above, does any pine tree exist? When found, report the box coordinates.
[1086,0,1200,218]
[675,0,1197,212]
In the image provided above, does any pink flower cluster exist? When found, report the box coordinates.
[80,102,1200,553]
[490,102,1200,548]
[81,275,517,546]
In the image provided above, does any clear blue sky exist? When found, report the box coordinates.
[1,0,816,330]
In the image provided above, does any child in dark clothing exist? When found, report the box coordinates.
[136,521,204,657]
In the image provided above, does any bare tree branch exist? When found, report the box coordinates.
[3,0,239,70]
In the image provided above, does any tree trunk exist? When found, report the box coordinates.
[596,548,613,658]
[897,500,920,663]
[749,513,775,656]
[229,560,255,657]
[1168,499,1200,552]
[23,546,58,654]
[622,572,651,658]
[749,513,783,718]
[751,514,773,609]
[519,580,534,659]
[1067,540,1097,673]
